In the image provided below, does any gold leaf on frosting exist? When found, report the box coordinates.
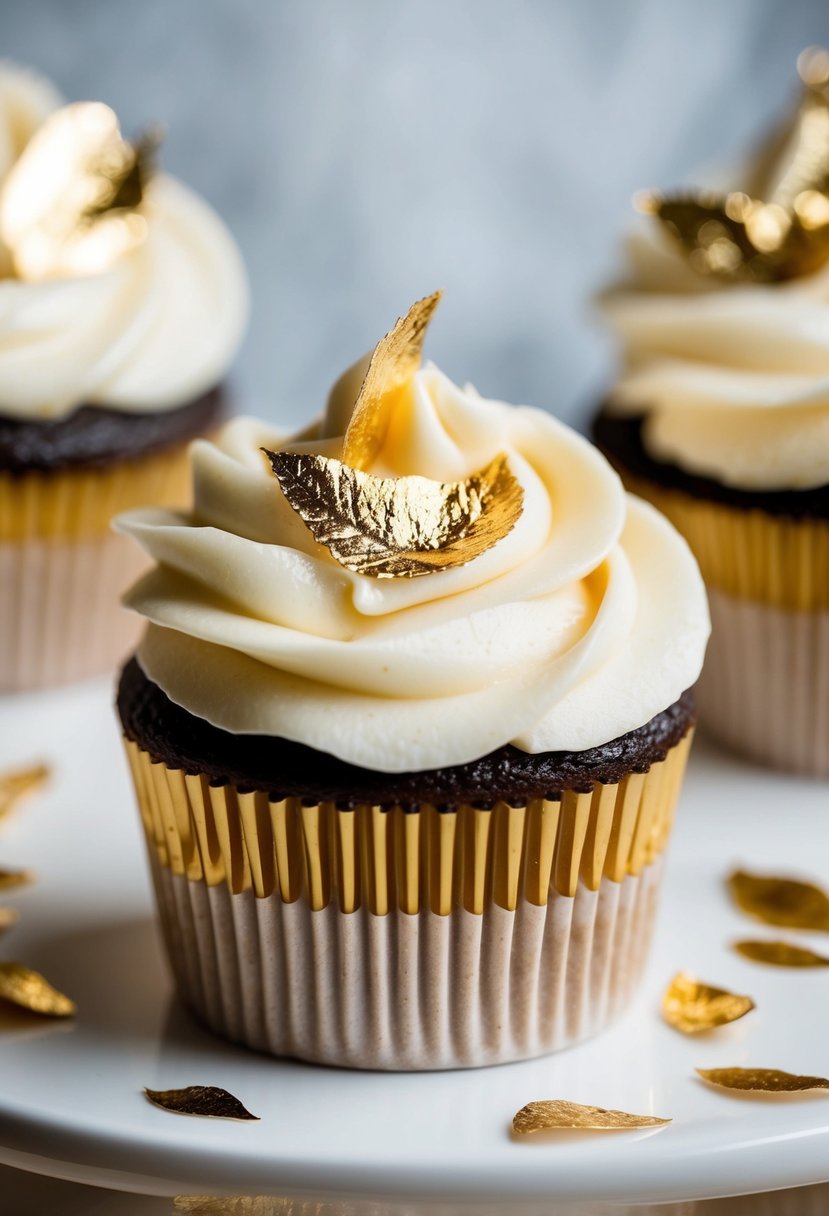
[264,449,524,578]
[0,961,75,1017]
[0,868,34,891]
[0,101,157,282]
[661,971,754,1035]
[734,939,829,968]
[513,1100,670,1135]
[728,868,829,931]
[341,292,442,470]
[0,763,50,821]
[697,1067,829,1094]
[144,1085,259,1121]
[639,52,829,282]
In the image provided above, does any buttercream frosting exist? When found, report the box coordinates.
[0,69,247,421]
[116,363,709,772]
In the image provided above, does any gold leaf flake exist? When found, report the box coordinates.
[0,763,49,820]
[0,961,75,1017]
[0,868,34,891]
[0,101,156,281]
[341,292,442,470]
[728,868,829,931]
[264,449,524,578]
[661,971,754,1035]
[697,1067,829,1094]
[144,1086,258,1121]
[0,907,19,933]
[512,1100,670,1135]
[640,54,829,282]
[734,939,829,968]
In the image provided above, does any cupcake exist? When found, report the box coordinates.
[0,83,247,690]
[116,294,708,1070]
[596,49,829,779]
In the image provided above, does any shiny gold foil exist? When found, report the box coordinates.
[264,448,524,578]
[0,868,34,891]
[0,763,49,820]
[512,1100,670,1134]
[661,971,754,1035]
[0,961,75,1017]
[0,443,194,542]
[341,292,442,470]
[0,101,155,281]
[728,868,829,931]
[696,1067,829,1093]
[734,939,829,967]
[124,729,692,914]
[640,53,829,283]
[144,1086,258,1121]
[608,469,829,612]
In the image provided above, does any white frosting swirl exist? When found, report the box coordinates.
[116,365,708,772]
[0,173,248,419]
[603,222,829,490]
[0,61,61,184]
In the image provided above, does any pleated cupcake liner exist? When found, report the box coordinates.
[697,588,829,779]
[0,445,193,691]
[125,731,692,1069]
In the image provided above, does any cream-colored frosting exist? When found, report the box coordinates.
[116,364,708,772]
[0,61,61,184]
[0,174,248,419]
[603,222,829,490]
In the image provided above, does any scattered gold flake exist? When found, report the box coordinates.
[0,868,34,891]
[0,961,75,1017]
[0,101,156,281]
[0,908,19,934]
[512,1100,670,1135]
[341,292,442,470]
[0,763,49,820]
[144,1086,258,1121]
[697,1068,829,1094]
[640,53,829,281]
[734,939,829,968]
[728,868,829,931]
[661,971,754,1035]
[264,449,524,578]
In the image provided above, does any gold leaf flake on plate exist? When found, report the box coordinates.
[264,449,524,578]
[734,939,829,968]
[728,868,829,931]
[144,1086,259,1121]
[0,868,34,891]
[0,101,157,281]
[661,970,754,1035]
[0,907,19,933]
[697,1068,829,1094]
[639,52,829,282]
[0,961,75,1017]
[0,763,49,820]
[512,1100,670,1135]
[341,291,442,470]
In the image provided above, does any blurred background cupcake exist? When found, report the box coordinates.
[115,296,708,1070]
[595,48,829,779]
[0,66,247,691]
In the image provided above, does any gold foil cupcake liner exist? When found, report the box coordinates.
[0,442,192,542]
[124,730,692,917]
[620,472,829,612]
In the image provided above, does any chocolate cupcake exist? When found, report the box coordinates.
[0,84,247,690]
[116,295,708,1070]
[596,49,829,778]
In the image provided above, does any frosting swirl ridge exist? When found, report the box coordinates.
[117,364,708,772]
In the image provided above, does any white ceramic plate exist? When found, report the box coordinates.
[0,678,828,1208]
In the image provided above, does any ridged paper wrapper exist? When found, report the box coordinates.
[124,729,692,1070]
[0,447,190,691]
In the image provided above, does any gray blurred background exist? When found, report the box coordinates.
[5,0,829,431]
